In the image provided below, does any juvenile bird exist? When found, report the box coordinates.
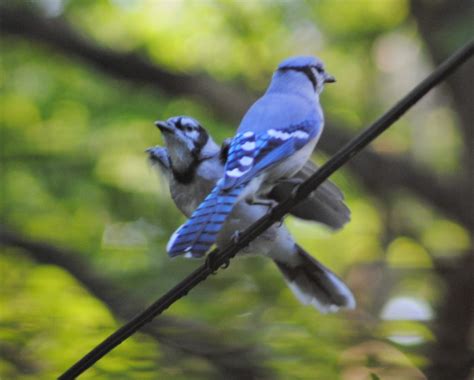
[167,56,336,258]
[148,116,354,312]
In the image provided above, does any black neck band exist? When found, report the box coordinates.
[172,160,199,184]
[279,66,317,91]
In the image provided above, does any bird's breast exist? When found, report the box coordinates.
[171,179,215,217]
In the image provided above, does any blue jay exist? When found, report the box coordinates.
[148,116,354,312]
[167,56,336,258]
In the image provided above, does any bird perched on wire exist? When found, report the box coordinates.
[147,115,354,312]
[166,56,336,258]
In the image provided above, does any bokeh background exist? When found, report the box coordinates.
[1,1,472,379]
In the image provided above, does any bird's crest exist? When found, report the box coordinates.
[278,56,323,70]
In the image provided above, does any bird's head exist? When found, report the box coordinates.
[155,116,209,154]
[154,116,217,175]
[272,56,335,95]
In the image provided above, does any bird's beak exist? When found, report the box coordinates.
[323,73,336,84]
[155,120,175,134]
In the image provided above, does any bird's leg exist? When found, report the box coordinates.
[275,177,305,202]
[275,215,286,227]
[275,177,305,186]
[231,230,241,244]
[245,196,277,210]
[246,195,286,227]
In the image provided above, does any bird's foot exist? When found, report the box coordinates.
[220,258,230,269]
[246,197,285,227]
[205,252,219,274]
[205,251,231,273]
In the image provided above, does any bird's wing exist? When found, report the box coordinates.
[147,146,171,177]
[269,160,350,230]
[220,119,319,190]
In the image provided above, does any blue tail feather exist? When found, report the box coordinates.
[167,185,244,257]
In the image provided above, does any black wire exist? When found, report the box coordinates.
[58,39,473,379]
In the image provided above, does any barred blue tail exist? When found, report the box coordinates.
[167,184,244,258]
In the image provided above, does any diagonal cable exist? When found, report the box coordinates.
[58,39,473,379]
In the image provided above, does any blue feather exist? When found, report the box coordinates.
[278,56,322,70]
[167,185,244,257]
[221,120,318,189]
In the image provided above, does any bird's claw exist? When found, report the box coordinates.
[206,251,231,274]
[231,230,241,244]
[266,203,285,227]
[290,183,303,200]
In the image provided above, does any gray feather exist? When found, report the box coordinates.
[147,146,171,177]
[274,244,355,312]
[270,160,350,230]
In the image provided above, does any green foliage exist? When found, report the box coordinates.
[1,1,470,379]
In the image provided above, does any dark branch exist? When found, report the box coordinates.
[0,4,472,229]
[0,226,272,380]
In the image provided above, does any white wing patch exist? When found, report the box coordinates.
[239,156,254,166]
[268,129,309,141]
[268,129,291,140]
[241,141,256,151]
[292,130,309,139]
[226,168,248,178]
